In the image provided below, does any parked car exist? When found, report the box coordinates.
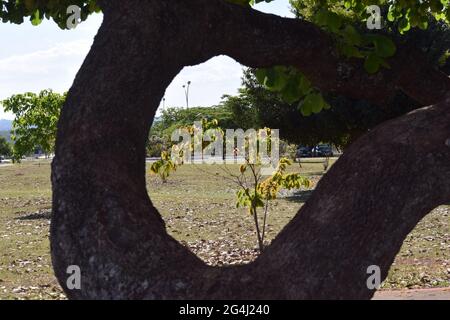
[296,146,312,158]
[313,144,333,157]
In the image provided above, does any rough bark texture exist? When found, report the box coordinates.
[51,0,450,299]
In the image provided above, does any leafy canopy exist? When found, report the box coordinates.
[0,0,100,28]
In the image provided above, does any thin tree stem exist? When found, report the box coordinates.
[261,198,269,243]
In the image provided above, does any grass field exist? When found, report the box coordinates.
[0,160,448,299]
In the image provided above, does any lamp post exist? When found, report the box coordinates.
[162,97,166,109]
[182,81,191,109]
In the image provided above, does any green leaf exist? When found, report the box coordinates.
[418,19,428,30]
[314,9,329,26]
[31,9,42,26]
[364,53,383,74]
[269,66,289,91]
[387,5,402,22]
[299,100,312,116]
[438,50,450,66]
[256,67,289,91]
[341,25,362,46]
[263,68,277,87]
[373,36,396,58]
[339,43,364,58]
[298,74,312,95]
[387,10,396,22]
[299,93,327,116]
[280,79,302,104]
[398,17,411,33]
[327,12,343,32]
[254,69,268,84]
[279,72,309,104]
[364,34,396,58]
[314,9,343,32]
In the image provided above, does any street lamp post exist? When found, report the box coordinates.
[182,81,191,109]
[162,97,166,109]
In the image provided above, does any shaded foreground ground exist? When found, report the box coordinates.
[0,160,448,299]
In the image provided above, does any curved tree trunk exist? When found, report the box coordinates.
[51,0,450,299]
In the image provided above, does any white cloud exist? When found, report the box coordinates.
[0,39,93,119]
[0,40,91,75]
[0,14,102,120]
[160,56,244,111]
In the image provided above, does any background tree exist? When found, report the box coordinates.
[2,90,65,161]
[149,106,247,157]
[2,0,449,300]
[0,136,12,159]
[151,105,239,137]
[220,93,260,131]
[146,135,170,158]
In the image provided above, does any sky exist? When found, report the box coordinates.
[0,0,294,120]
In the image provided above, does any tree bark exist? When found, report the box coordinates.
[51,0,450,299]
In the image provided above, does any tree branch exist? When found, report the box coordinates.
[203,0,450,106]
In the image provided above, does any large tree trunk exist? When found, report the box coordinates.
[51,0,450,299]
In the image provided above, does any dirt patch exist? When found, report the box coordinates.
[373,287,450,300]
